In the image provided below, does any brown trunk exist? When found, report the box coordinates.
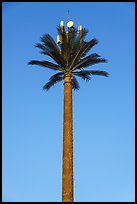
[62,73,74,202]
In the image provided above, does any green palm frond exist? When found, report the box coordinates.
[79,39,98,59]
[72,28,88,50]
[68,28,88,67]
[72,76,80,90]
[72,71,91,81]
[72,70,109,81]
[73,53,101,68]
[68,28,77,64]
[70,38,98,68]
[56,26,89,69]
[35,43,66,68]
[72,54,107,71]
[28,21,108,91]
[40,34,67,67]
[80,53,101,60]
[28,60,63,71]
[49,72,64,80]
[40,34,59,52]
[43,72,64,90]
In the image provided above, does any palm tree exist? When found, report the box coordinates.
[28,20,108,202]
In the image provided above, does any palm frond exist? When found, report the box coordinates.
[43,72,64,90]
[67,28,88,67]
[69,28,88,64]
[72,76,80,90]
[40,34,67,67]
[72,70,109,81]
[35,43,66,68]
[28,60,63,71]
[49,72,64,80]
[72,55,107,71]
[70,38,98,68]
[86,70,109,77]
[68,28,78,66]
[73,53,101,67]
[40,34,59,52]
[73,28,88,48]
[82,53,101,59]
[29,23,108,92]
[72,71,91,81]
[56,26,89,70]
[79,39,98,58]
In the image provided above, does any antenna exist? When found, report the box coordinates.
[67,10,70,21]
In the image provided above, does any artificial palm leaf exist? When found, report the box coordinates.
[72,71,91,81]
[40,34,59,53]
[49,72,64,80]
[70,38,98,68]
[72,70,109,81]
[40,34,66,66]
[72,55,107,71]
[71,28,88,55]
[28,21,108,92]
[35,43,66,68]
[43,73,64,90]
[79,39,98,58]
[28,60,62,71]
[72,76,80,90]
[56,26,89,68]
[68,28,77,64]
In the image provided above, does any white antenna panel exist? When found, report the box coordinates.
[67,21,74,28]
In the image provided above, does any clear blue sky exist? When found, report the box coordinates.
[2,2,135,202]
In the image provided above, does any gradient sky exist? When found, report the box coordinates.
[2,2,135,202]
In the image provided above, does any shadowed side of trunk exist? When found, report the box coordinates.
[62,73,74,202]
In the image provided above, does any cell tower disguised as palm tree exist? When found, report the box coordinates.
[28,20,108,202]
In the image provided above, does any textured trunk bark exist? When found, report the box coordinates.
[62,73,74,202]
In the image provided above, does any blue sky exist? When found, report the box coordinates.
[2,2,135,202]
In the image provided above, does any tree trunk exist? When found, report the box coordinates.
[62,73,74,202]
